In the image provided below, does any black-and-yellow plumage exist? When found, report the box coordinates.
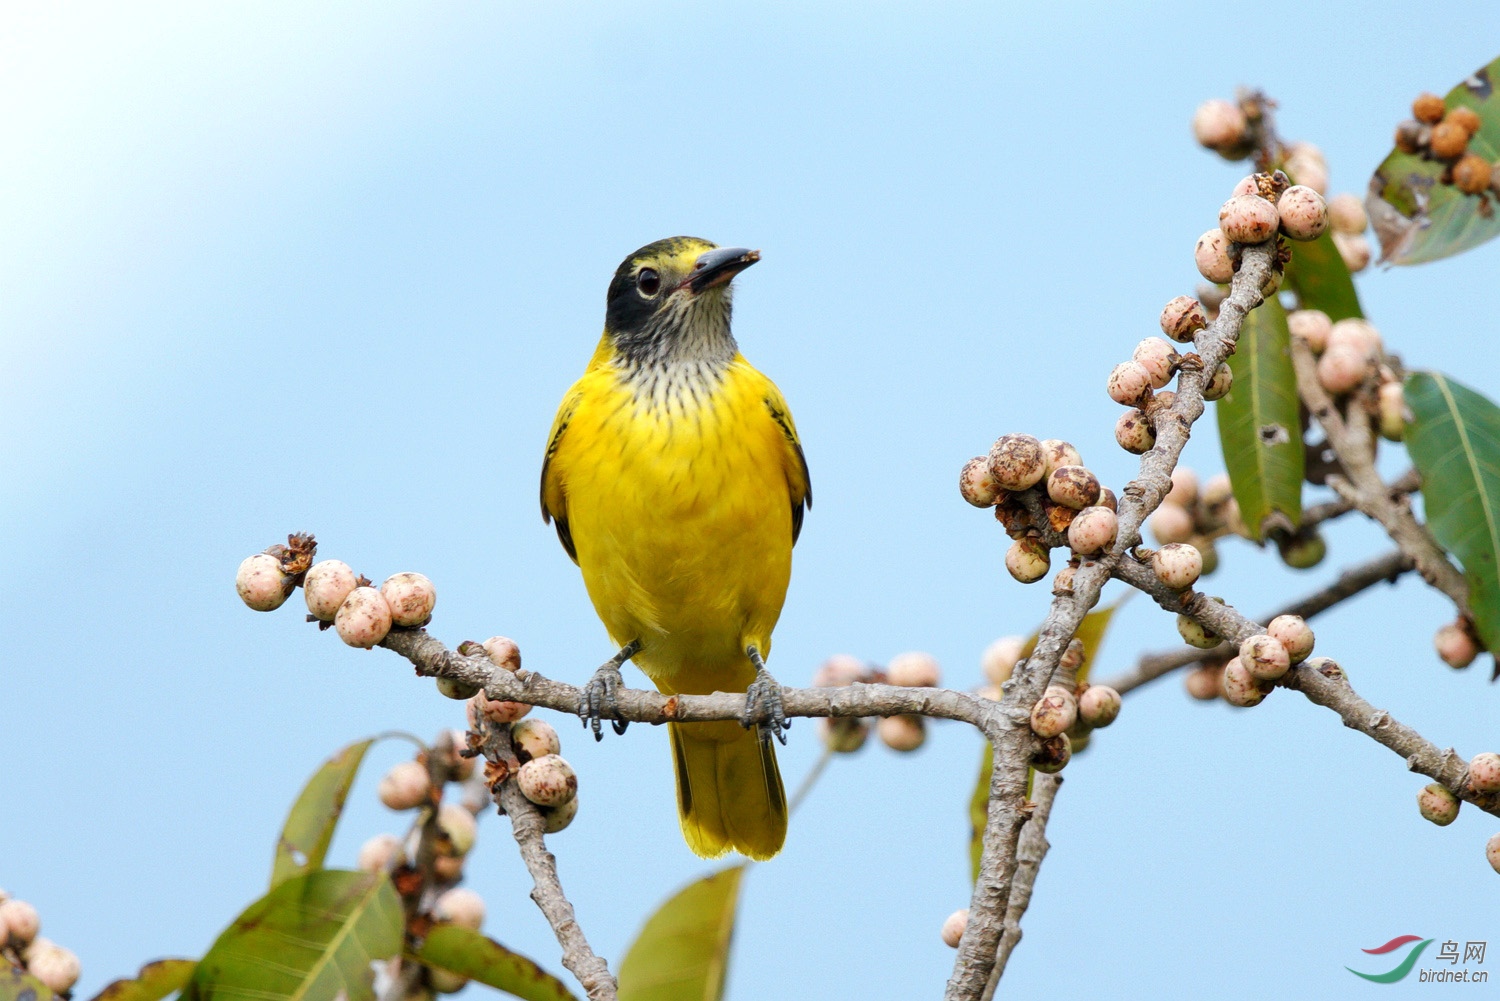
[541,237,809,859]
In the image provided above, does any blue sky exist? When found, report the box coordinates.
[4,3,1500,998]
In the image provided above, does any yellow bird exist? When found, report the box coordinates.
[540,237,810,860]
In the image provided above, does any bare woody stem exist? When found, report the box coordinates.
[1290,339,1469,614]
[1112,557,1500,817]
[980,773,1061,1001]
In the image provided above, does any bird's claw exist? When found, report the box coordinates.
[580,662,628,741]
[741,667,789,745]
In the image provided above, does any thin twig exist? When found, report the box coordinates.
[979,773,1062,1001]
[1099,547,1411,695]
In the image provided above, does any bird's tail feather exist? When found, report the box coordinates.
[669,720,787,861]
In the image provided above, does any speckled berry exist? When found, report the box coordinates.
[1487,833,1500,874]
[1288,309,1332,352]
[1412,92,1446,124]
[481,636,522,673]
[1276,185,1328,241]
[1153,543,1203,590]
[960,456,1003,507]
[982,636,1026,685]
[378,760,431,811]
[236,553,291,612]
[1149,503,1195,545]
[941,909,969,949]
[1240,634,1291,681]
[1435,621,1479,669]
[380,572,436,628]
[1267,614,1314,664]
[436,676,480,700]
[26,943,80,994]
[1418,783,1460,826]
[518,754,577,808]
[1333,232,1371,273]
[1115,409,1156,454]
[813,654,865,687]
[1194,228,1235,283]
[335,586,392,648]
[1184,664,1223,700]
[1046,465,1101,510]
[1284,143,1328,194]
[1006,537,1051,584]
[1278,530,1327,569]
[887,651,941,688]
[357,833,403,873]
[1430,120,1469,159]
[1177,614,1221,650]
[1468,752,1500,794]
[1031,733,1071,773]
[1202,363,1233,402]
[1078,685,1121,727]
[468,689,531,726]
[878,714,926,752]
[1068,506,1118,556]
[820,717,869,753]
[511,718,561,762]
[0,899,39,945]
[1453,153,1492,195]
[1107,361,1154,407]
[1160,296,1208,343]
[1029,686,1077,738]
[541,795,580,834]
[1132,338,1179,390]
[1220,657,1272,707]
[1220,194,1280,244]
[1327,194,1367,235]
[438,802,477,855]
[1317,345,1369,395]
[1192,99,1247,151]
[1328,318,1382,358]
[987,434,1047,491]
[304,560,359,622]
[434,886,485,930]
[1378,381,1407,442]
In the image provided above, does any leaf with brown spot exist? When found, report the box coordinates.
[0,965,54,1001]
[87,960,196,1001]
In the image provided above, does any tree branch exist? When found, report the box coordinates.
[1111,556,1500,817]
[980,773,1061,1001]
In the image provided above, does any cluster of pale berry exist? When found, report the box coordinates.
[1288,308,1396,414]
[1396,92,1498,197]
[960,435,1120,586]
[1192,96,1371,273]
[0,893,79,995]
[235,533,437,649]
[1177,611,1318,707]
[1194,171,1327,293]
[1419,755,1500,879]
[1146,467,1240,575]
[813,651,942,753]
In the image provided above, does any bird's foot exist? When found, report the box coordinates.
[742,646,789,745]
[580,641,639,741]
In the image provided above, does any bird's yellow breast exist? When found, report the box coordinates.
[546,352,799,694]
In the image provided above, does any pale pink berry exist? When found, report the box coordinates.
[1240,634,1291,681]
[1418,783,1460,826]
[481,636,522,673]
[981,636,1027,685]
[357,833,404,872]
[541,795,580,834]
[1006,538,1051,583]
[26,943,80,994]
[1333,231,1371,272]
[1230,174,1259,197]
[1287,309,1332,352]
[1059,638,1085,673]
[878,714,926,752]
[1078,685,1121,727]
[1107,361,1154,406]
[1328,318,1382,359]
[1220,657,1272,707]
[380,572,436,628]
[335,586,392,648]
[1159,295,1208,343]
[1114,409,1156,454]
[1165,468,1198,508]
[1276,185,1328,240]
[468,689,531,726]
[820,717,869,753]
[1039,439,1083,478]
[1152,543,1203,590]
[1177,614,1221,650]
[941,909,969,948]
[1029,687,1077,739]
[1267,614,1314,664]
[436,676,480,701]
[1202,473,1233,508]
[960,456,1002,507]
[236,553,291,612]
[1031,733,1071,773]
[511,718,561,762]
[887,651,941,688]
[1468,752,1500,794]
[1316,345,1369,395]
[438,802,477,855]
[517,754,577,807]
[1132,338,1179,390]
[1435,622,1479,669]
[434,887,486,930]
[1047,465,1101,510]
[1202,363,1234,402]
[1379,381,1407,442]
[1284,143,1328,194]
[1487,833,1500,874]
[1149,503,1195,545]
[813,654,865,687]
[1219,194,1280,244]
[378,760,431,811]
[1327,193,1367,235]
[1195,228,1235,283]
[987,434,1047,491]
[1192,99,1247,151]
[0,899,39,945]
[432,854,464,882]
[304,560,358,622]
[1068,506,1118,555]
[1184,664,1223,700]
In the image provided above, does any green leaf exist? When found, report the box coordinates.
[272,738,380,888]
[617,866,745,1001]
[0,965,53,1001]
[88,960,197,1001]
[1368,55,1500,265]
[183,870,403,1001]
[1283,229,1365,321]
[969,601,1120,879]
[1403,371,1500,654]
[411,926,578,1001]
[1216,295,1303,541]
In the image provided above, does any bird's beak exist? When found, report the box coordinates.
[686,247,760,293]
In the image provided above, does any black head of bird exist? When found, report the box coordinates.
[603,237,760,368]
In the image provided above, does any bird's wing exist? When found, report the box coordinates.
[540,389,583,563]
[762,384,812,544]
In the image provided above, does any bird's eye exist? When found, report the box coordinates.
[636,268,660,296]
